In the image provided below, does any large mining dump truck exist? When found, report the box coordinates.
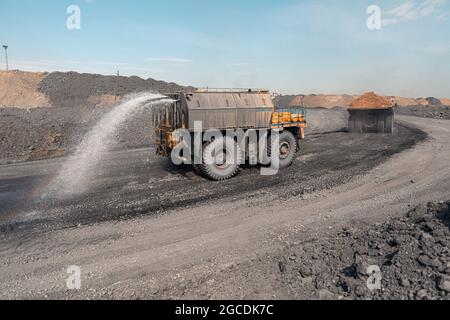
[153,89,307,180]
[348,92,395,134]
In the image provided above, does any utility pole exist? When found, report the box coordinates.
[2,45,9,71]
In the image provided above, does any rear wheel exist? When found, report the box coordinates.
[268,130,298,169]
[199,136,243,181]
[192,163,204,176]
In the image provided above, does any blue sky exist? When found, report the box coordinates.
[0,0,449,97]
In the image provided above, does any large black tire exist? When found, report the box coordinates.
[267,131,298,169]
[192,163,204,176]
[199,136,243,181]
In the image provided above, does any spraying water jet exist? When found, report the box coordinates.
[44,92,174,199]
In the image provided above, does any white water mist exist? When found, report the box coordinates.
[46,92,174,198]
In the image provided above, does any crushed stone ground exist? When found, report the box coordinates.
[275,201,450,300]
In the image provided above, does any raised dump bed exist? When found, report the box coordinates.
[348,92,394,134]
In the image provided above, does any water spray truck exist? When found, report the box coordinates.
[153,89,307,181]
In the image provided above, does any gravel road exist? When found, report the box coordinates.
[0,115,448,299]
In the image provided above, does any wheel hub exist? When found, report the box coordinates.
[214,149,232,169]
[279,142,291,160]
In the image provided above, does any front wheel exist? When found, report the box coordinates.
[199,137,243,181]
[268,131,298,169]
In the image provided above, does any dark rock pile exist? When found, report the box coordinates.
[0,105,156,164]
[38,71,194,108]
[395,105,450,120]
[278,201,450,300]
[0,71,195,163]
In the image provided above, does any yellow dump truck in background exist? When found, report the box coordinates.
[153,89,307,180]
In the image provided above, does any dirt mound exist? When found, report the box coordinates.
[350,92,392,109]
[415,98,446,107]
[285,94,357,109]
[0,71,50,108]
[305,94,357,108]
[416,98,429,106]
[277,94,450,109]
[278,201,450,300]
[390,96,418,107]
[288,95,304,107]
[0,70,194,109]
[38,71,194,108]
[414,97,443,107]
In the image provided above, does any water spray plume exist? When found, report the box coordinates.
[44,92,174,199]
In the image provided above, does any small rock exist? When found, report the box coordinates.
[318,289,336,300]
[417,255,441,268]
[353,244,369,255]
[400,278,410,287]
[298,265,313,277]
[388,238,399,247]
[422,222,435,233]
[432,229,445,237]
[354,285,366,297]
[414,204,428,216]
[278,260,286,273]
[437,275,450,292]
[353,254,370,278]
[438,264,447,273]
[416,289,428,300]
[299,276,314,286]
[445,262,450,274]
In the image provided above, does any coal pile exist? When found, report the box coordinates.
[0,105,156,164]
[38,71,194,108]
[278,201,450,300]
[0,71,195,163]
[395,105,450,120]
[425,97,443,106]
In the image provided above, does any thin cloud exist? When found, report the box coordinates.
[382,0,448,26]
[11,59,129,66]
[437,11,450,20]
[146,57,193,63]
[229,62,258,67]
[414,43,450,55]
[8,59,130,73]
